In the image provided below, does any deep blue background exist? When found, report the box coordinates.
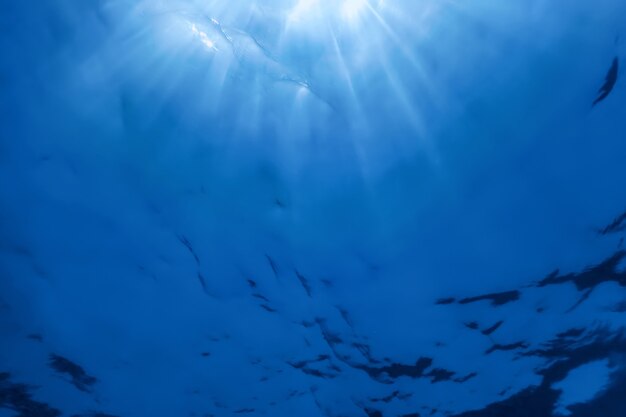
[1,1,626,416]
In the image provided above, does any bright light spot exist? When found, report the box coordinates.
[190,23,218,51]
[286,0,371,29]
[341,0,366,23]
[287,0,320,24]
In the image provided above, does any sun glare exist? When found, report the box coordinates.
[190,23,218,51]
[341,0,367,23]
[137,0,447,163]
[287,0,373,27]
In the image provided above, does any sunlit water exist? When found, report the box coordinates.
[1,1,626,416]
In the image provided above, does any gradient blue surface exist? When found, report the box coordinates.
[1,1,626,416]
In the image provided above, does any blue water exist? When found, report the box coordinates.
[1,1,626,416]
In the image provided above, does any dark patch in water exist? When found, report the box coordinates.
[464,321,479,330]
[26,333,43,342]
[0,372,61,417]
[426,368,456,383]
[592,57,619,106]
[289,355,339,379]
[454,329,626,417]
[260,304,277,313]
[435,297,456,305]
[481,321,504,336]
[71,413,121,417]
[537,250,626,291]
[599,209,626,235]
[49,354,97,392]
[458,290,520,306]
[178,235,200,266]
[295,269,313,297]
[265,254,279,278]
[485,341,528,355]
[455,372,478,383]
[369,390,412,403]
[363,408,383,417]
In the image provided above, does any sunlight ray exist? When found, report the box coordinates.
[325,23,371,144]
[377,50,439,162]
